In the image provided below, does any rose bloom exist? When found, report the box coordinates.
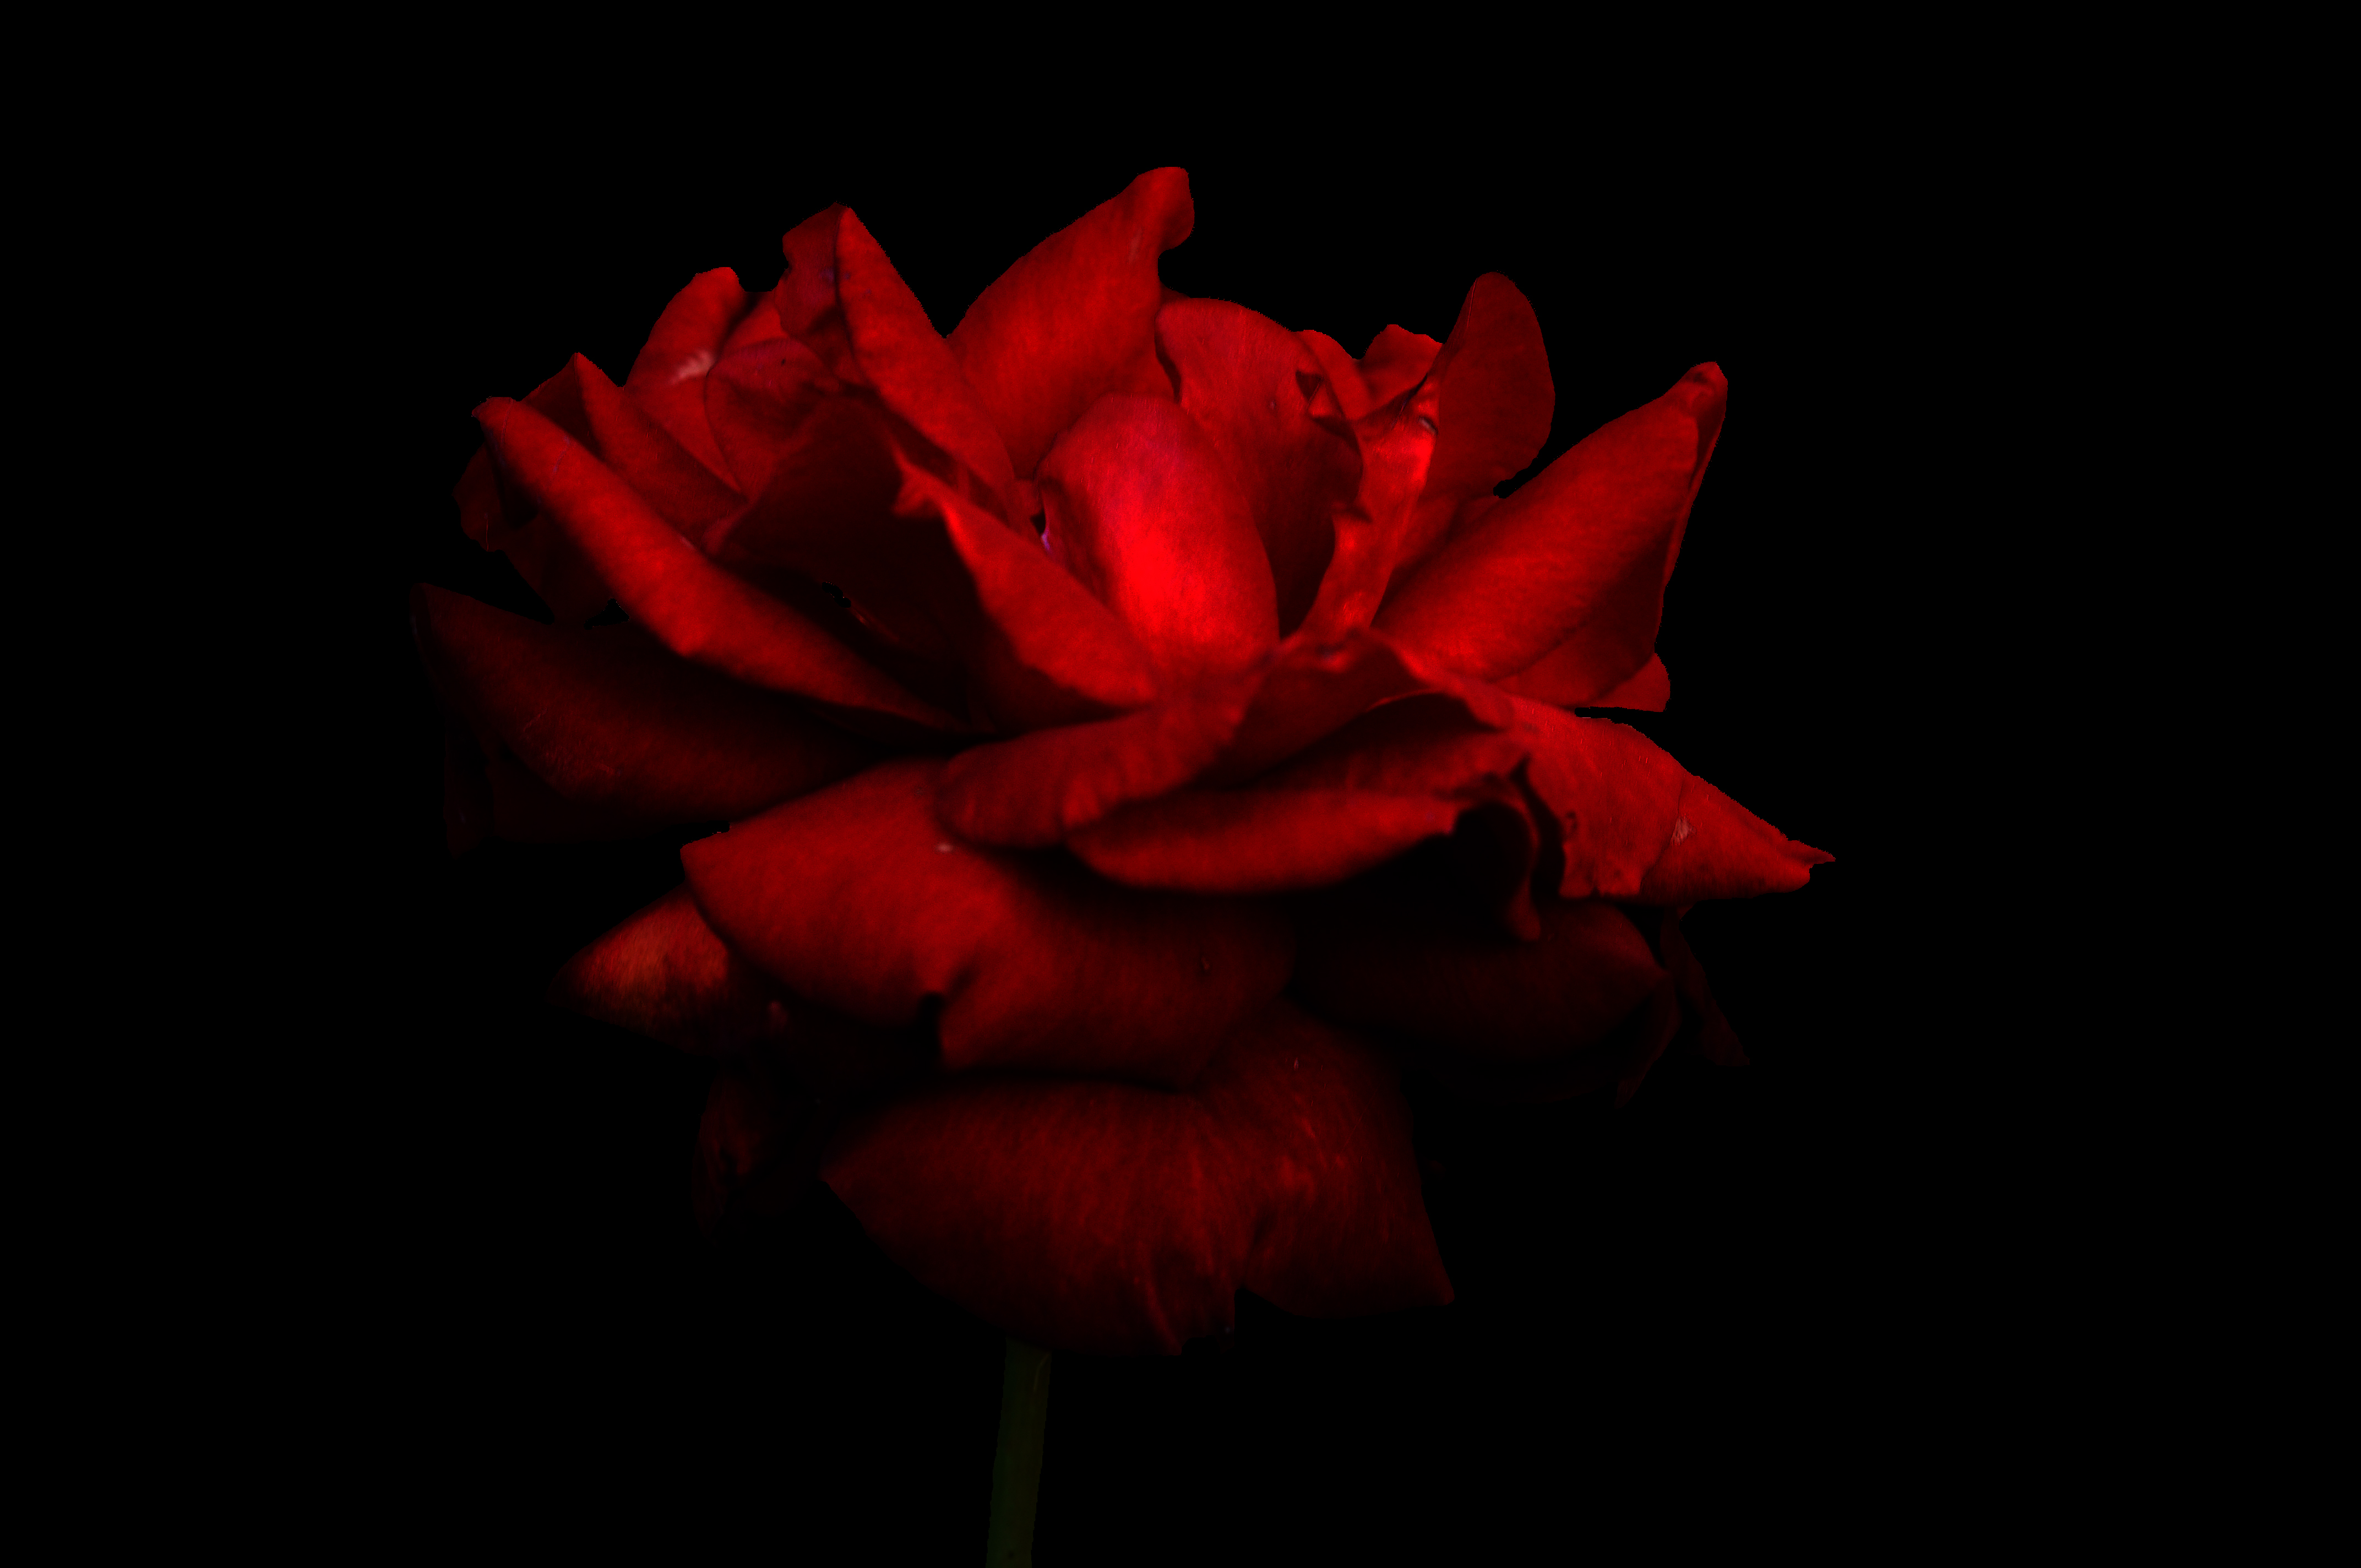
[414,167,1826,1357]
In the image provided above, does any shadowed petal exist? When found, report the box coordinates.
[550,884,940,1098]
[948,168,1195,480]
[1377,364,1726,685]
[1294,894,1663,1063]
[472,395,967,739]
[1160,300,1363,634]
[779,205,1016,506]
[1513,698,1829,902]
[411,584,875,829]
[819,1000,1450,1355]
[682,759,1294,1088]
[1037,393,1279,684]
[547,884,794,1055]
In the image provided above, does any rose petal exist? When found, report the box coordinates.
[948,168,1195,481]
[1298,325,1442,423]
[453,360,616,625]
[1377,364,1727,685]
[550,883,940,1100]
[1396,274,1555,577]
[1068,696,1538,930]
[471,395,967,739]
[890,463,1161,731]
[569,353,744,533]
[1158,301,1363,634]
[1296,376,1444,641]
[700,331,841,500]
[624,267,765,480]
[547,884,793,1056]
[778,205,1016,506]
[1037,393,1279,684]
[1512,698,1830,902]
[819,1000,1450,1355]
[410,584,875,827]
[1294,894,1663,1064]
[1503,647,1671,712]
[935,627,1514,850]
[682,758,1294,1088]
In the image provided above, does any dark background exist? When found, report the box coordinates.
[323,122,1949,1556]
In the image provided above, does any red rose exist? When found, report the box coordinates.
[414,167,1826,1358]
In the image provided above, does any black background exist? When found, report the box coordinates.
[323,119,1948,1557]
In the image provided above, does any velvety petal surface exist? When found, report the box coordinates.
[1377,365,1728,685]
[1037,393,1279,684]
[410,584,875,825]
[948,168,1196,480]
[1397,275,1555,576]
[935,628,1514,850]
[1158,300,1363,634]
[1513,698,1830,902]
[682,759,1294,1087]
[472,395,966,738]
[777,205,1016,504]
[1294,894,1663,1063]
[819,999,1450,1355]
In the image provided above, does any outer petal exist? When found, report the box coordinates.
[935,627,1514,850]
[947,168,1196,480]
[1294,894,1663,1063]
[1377,365,1727,684]
[1396,274,1555,576]
[1037,393,1279,684]
[778,205,1016,506]
[411,585,875,826]
[681,759,1294,1088]
[472,395,966,738]
[1159,301,1363,634]
[1513,698,1830,902]
[623,266,764,480]
[1299,325,1441,423]
[819,1000,1450,1355]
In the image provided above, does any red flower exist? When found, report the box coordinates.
[414,168,1828,1357]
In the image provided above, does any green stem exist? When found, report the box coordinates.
[986,1337,1053,1566]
